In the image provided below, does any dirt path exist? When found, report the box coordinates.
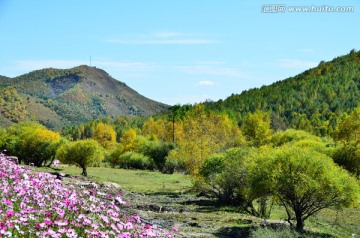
[62,177,257,237]
[104,183,257,237]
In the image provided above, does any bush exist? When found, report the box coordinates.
[271,129,320,147]
[107,146,124,168]
[117,152,154,170]
[199,147,271,217]
[199,153,225,178]
[332,142,360,177]
[136,139,175,171]
[163,156,185,174]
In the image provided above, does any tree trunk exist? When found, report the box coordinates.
[295,211,304,233]
[259,197,268,218]
[46,157,55,167]
[82,167,88,176]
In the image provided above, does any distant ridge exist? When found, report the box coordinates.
[0,65,168,129]
[204,49,360,135]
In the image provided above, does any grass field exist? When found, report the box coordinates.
[34,165,192,194]
[34,165,360,238]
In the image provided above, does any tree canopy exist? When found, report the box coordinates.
[251,146,360,232]
[56,139,104,176]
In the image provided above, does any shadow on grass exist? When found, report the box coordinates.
[51,167,63,172]
[179,198,242,213]
[214,226,253,238]
[214,225,336,238]
[143,189,195,196]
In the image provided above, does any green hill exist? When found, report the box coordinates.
[202,49,360,135]
[0,65,168,130]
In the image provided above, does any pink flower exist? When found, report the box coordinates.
[115,194,126,205]
[172,226,180,232]
[4,199,12,206]
[34,223,41,230]
[0,156,173,237]
[119,232,131,238]
[5,210,14,219]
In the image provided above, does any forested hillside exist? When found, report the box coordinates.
[0,65,168,129]
[203,49,360,136]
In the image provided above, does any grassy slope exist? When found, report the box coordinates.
[35,165,360,238]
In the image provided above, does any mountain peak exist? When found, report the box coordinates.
[70,65,110,78]
[0,66,168,129]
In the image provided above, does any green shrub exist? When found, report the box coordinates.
[163,156,186,174]
[198,147,272,217]
[107,146,124,168]
[271,129,320,147]
[332,142,360,177]
[136,138,174,172]
[199,153,225,178]
[117,152,154,170]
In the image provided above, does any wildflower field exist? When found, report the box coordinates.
[0,155,176,237]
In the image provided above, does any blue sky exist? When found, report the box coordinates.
[0,0,359,105]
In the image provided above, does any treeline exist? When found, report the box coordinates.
[203,49,360,137]
[1,105,360,232]
[59,104,244,174]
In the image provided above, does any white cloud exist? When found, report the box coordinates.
[153,32,184,38]
[176,65,242,78]
[106,31,219,45]
[107,39,218,45]
[195,61,224,65]
[277,59,317,69]
[196,80,214,86]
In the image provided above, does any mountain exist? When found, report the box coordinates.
[203,49,360,135]
[0,65,168,129]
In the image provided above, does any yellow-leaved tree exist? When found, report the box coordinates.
[142,117,184,143]
[119,128,138,152]
[242,110,272,147]
[1,122,62,166]
[92,123,117,149]
[173,104,245,175]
